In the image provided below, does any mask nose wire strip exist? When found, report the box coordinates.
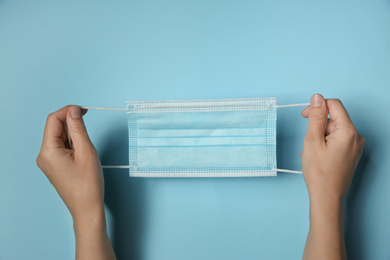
[100,165,302,174]
[81,103,308,174]
[80,103,310,111]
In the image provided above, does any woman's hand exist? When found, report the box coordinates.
[37,105,116,260]
[301,94,365,203]
[36,105,104,221]
[301,94,365,260]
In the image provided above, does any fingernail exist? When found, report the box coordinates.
[70,106,81,118]
[311,94,323,108]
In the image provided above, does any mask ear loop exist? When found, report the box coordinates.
[80,102,310,175]
[81,106,128,111]
[272,168,303,174]
[101,165,138,169]
[275,103,309,108]
[272,102,310,175]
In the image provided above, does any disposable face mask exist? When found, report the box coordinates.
[82,98,308,177]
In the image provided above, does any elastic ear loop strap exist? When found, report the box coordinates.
[81,103,310,175]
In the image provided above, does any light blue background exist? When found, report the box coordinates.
[1,1,389,259]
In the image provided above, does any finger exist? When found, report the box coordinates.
[66,106,94,154]
[326,99,354,127]
[301,105,310,118]
[42,105,72,149]
[60,122,68,144]
[306,111,333,135]
[63,109,87,148]
[325,118,335,136]
[305,94,328,143]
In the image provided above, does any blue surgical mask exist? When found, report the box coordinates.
[83,98,306,177]
[126,98,278,177]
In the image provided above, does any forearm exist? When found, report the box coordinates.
[73,209,116,260]
[303,196,346,260]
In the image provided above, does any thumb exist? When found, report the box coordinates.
[67,106,93,153]
[306,94,328,143]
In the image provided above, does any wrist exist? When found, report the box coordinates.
[72,207,116,260]
[309,195,344,225]
[308,189,344,209]
[71,200,105,222]
[73,207,107,234]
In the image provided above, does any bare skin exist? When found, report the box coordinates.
[301,94,365,260]
[36,94,364,260]
[36,106,116,260]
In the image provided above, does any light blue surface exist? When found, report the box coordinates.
[1,1,389,259]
